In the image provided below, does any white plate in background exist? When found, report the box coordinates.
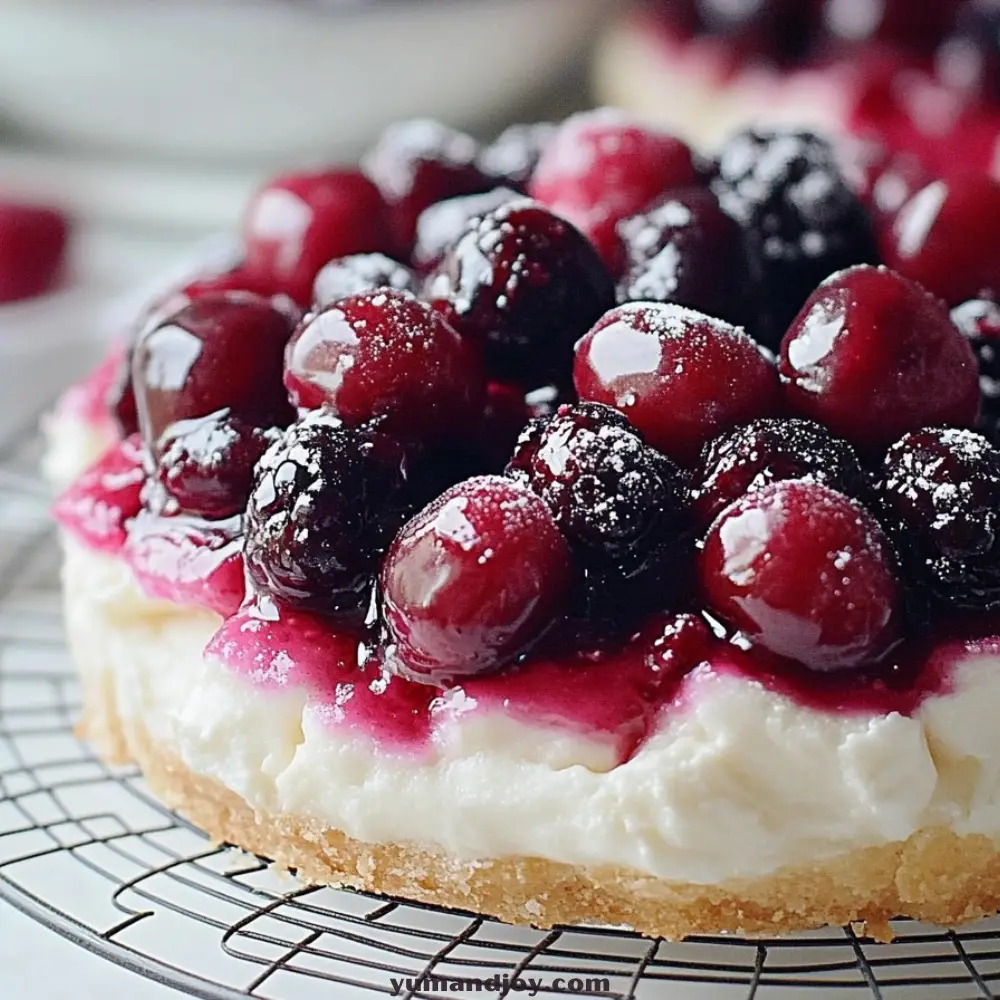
[0,0,609,162]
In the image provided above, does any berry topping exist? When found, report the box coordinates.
[700,480,902,672]
[779,265,979,450]
[712,128,880,349]
[881,174,1000,306]
[412,187,520,271]
[52,435,145,552]
[692,417,867,527]
[283,289,484,443]
[153,411,281,520]
[362,120,490,257]
[244,410,413,624]
[312,253,416,309]
[428,200,615,383]
[616,186,751,326]
[951,297,1000,440]
[529,109,699,272]
[574,302,781,465]
[478,122,556,192]
[381,475,572,682]
[0,201,70,303]
[132,293,297,459]
[642,612,718,695]
[242,169,389,305]
[507,402,690,638]
[876,428,1000,610]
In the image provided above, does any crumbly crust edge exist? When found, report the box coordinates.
[77,666,1000,941]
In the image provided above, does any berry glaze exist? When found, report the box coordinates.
[49,110,1000,770]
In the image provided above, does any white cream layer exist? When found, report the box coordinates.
[61,533,1000,886]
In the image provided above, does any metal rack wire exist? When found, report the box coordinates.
[2,413,1000,999]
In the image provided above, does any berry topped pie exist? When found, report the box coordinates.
[47,112,1000,940]
[596,0,1000,179]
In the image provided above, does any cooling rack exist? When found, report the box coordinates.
[2,411,1000,1000]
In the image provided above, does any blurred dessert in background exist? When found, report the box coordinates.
[595,0,1000,176]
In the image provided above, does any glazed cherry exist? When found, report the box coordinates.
[284,289,485,444]
[312,253,416,309]
[507,402,691,638]
[700,480,902,672]
[529,109,699,273]
[428,200,614,383]
[876,428,1000,610]
[381,475,572,682]
[132,293,297,459]
[362,120,490,257]
[617,186,751,326]
[242,169,389,306]
[0,201,69,304]
[153,411,280,520]
[881,174,1000,306]
[692,417,868,527]
[412,187,520,271]
[951,297,1000,440]
[779,265,979,451]
[478,122,556,192]
[574,302,781,465]
[244,410,413,624]
[712,128,880,350]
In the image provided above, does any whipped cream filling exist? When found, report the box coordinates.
[61,534,1000,885]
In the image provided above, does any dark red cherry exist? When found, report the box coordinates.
[881,174,1000,306]
[362,120,490,258]
[616,186,751,326]
[0,201,69,303]
[779,265,980,451]
[574,302,781,465]
[700,480,902,672]
[381,476,572,683]
[312,253,416,309]
[284,289,485,444]
[154,411,281,520]
[412,187,520,271]
[529,110,699,273]
[427,199,615,384]
[132,292,297,459]
[242,169,389,306]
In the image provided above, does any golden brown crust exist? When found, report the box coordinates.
[77,669,1000,941]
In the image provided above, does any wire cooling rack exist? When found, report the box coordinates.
[2,413,1000,1000]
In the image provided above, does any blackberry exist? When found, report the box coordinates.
[876,428,1000,610]
[244,410,414,625]
[712,128,880,349]
[951,297,1000,441]
[693,417,868,527]
[506,402,691,639]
